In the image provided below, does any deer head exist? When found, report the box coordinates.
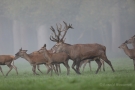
[50,21,73,53]
[15,48,28,58]
[118,41,127,49]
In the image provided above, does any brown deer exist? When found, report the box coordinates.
[31,51,61,74]
[50,21,115,74]
[38,44,70,76]
[119,41,135,70]
[125,35,135,49]
[79,58,105,72]
[15,48,58,75]
[0,55,18,76]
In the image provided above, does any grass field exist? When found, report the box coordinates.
[0,58,135,90]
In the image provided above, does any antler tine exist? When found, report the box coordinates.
[56,23,59,31]
[60,21,72,41]
[50,26,60,41]
[63,21,68,29]
[59,23,62,31]
[69,24,73,29]
[56,23,64,41]
[50,26,56,35]
[50,35,59,42]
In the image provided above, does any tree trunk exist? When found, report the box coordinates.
[20,22,28,49]
[12,20,21,53]
[111,2,121,53]
[37,24,48,49]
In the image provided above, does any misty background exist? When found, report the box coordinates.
[0,0,135,59]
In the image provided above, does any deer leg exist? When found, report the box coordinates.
[12,65,18,75]
[37,65,43,74]
[54,64,59,74]
[79,61,83,72]
[64,61,70,75]
[32,65,39,75]
[72,60,78,73]
[58,64,61,73]
[89,60,92,71]
[76,60,81,74]
[6,64,13,76]
[52,64,59,75]
[102,60,105,71]
[133,59,135,71]
[100,53,115,72]
[95,59,102,74]
[12,60,18,75]
[50,64,53,76]
[45,64,51,74]
[82,61,88,72]
[0,66,4,76]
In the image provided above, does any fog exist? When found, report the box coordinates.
[0,0,135,59]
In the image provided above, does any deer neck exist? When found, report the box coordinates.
[122,45,132,57]
[43,50,51,62]
[22,53,32,63]
[62,44,71,55]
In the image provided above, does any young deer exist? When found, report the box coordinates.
[119,41,135,70]
[0,55,18,76]
[79,58,105,72]
[31,51,61,74]
[38,44,70,76]
[15,48,58,75]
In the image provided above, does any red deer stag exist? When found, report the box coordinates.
[0,55,18,76]
[15,48,58,75]
[38,44,70,76]
[119,41,135,70]
[79,58,105,72]
[125,35,135,49]
[50,21,115,74]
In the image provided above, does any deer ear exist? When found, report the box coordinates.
[133,35,135,38]
[44,44,46,47]
[20,48,22,51]
[124,40,127,43]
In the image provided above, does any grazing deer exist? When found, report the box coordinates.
[50,21,115,74]
[125,35,135,49]
[0,55,18,76]
[79,58,105,72]
[31,51,61,74]
[119,41,135,70]
[38,44,70,76]
[15,48,58,75]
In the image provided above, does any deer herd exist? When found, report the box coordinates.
[0,21,135,76]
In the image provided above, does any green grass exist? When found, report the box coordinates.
[0,58,135,90]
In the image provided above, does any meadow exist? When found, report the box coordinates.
[0,58,135,90]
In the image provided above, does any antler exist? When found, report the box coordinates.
[60,21,73,42]
[50,26,60,42]
[50,21,73,43]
